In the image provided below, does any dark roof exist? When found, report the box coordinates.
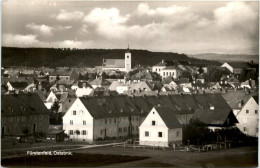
[126,47,131,53]
[154,60,176,67]
[103,59,125,68]
[153,106,182,129]
[1,93,50,116]
[252,96,258,103]
[192,108,237,126]
[226,62,254,69]
[50,69,75,76]
[78,93,231,119]
[78,81,92,88]
[222,90,257,109]
[9,82,28,90]
[89,78,111,86]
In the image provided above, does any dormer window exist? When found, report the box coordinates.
[8,107,13,112]
[152,121,156,126]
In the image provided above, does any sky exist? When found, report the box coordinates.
[2,0,259,55]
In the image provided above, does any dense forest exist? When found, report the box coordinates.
[2,47,221,67]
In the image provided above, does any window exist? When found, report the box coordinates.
[9,117,12,122]
[105,119,107,124]
[73,111,76,115]
[153,112,155,114]
[255,110,258,114]
[136,116,139,121]
[69,130,73,135]
[132,126,135,131]
[70,120,73,125]
[82,130,87,135]
[243,127,247,132]
[158,132,162,137]
[145,131,149,137]
[83,120,86,125]
[176,131,180,137]
[163,72,165,76]
[246,110,249,114]
[119,128,122,133]
[66,77,69,80]
[152,121,156,126]
[124,127,127,132]
[155,68,157,72]
[109,119,111,124]
[69,99,71,102]
[114,118,117,123]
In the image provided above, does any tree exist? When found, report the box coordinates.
[183,119,213,145]
[51,100,60,114]
[198,67,204,74]
[101,72,107,79]
[56,74,60,81]
[179,71,192,82]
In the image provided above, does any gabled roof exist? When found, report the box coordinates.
[162,66,181,71]
[153,106,182,129]
[89,78,111,86]
[178,78,190,84]
[221,90,257,109]
[9,82,28,90]
[241,80,256,87]
[192,108,237,126]
[103,59,125,68]
[77,93,231,119]
[154,60,176,67]
[129,81,153,91]
[224,62,254,69]
[50,69,75,76]
[1,93,50,116]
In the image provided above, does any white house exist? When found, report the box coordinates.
[63,98,94,142]
[139,106,182,147]
[235,96,258,137]
[221,62,255,74]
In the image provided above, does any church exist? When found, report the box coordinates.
[102,47,132,72]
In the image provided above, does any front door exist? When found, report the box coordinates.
[33,124,37,133]
[2,127,5,135]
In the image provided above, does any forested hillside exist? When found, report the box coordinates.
[2,47,221,67]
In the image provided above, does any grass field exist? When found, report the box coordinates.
[1,145,258,167]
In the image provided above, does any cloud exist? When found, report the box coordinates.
[83,7,130,39]
[214,2,257,28]
[55,9,84,21]
[2,33,94,49]
[137,3,187,16]
[26,23,53,36]
[2,33,39,47]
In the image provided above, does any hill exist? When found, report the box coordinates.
[2,47,221,68]
[189,53,259,63]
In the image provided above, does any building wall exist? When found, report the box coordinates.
[139,108,169,147]
[62,99,94,142]
[168,128,182,143]
[102,67,126,72]
[221,63,234,73]
[152,66,166,75]
[125,53,131,72]
[49,75,70,83]
[93,115,141,140]
[236,97,258,137]
[1,114,49,136]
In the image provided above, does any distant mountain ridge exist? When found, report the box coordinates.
[189,53,259,63]
[2,47,221,68]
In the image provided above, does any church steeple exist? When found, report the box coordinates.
[126,44,131,53]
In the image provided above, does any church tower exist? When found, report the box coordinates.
[125,45,131,72]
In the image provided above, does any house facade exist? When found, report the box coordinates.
[236,96,258,137]
[1,93,50,136]
[139,107,182,147]
[49,68,78,83]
